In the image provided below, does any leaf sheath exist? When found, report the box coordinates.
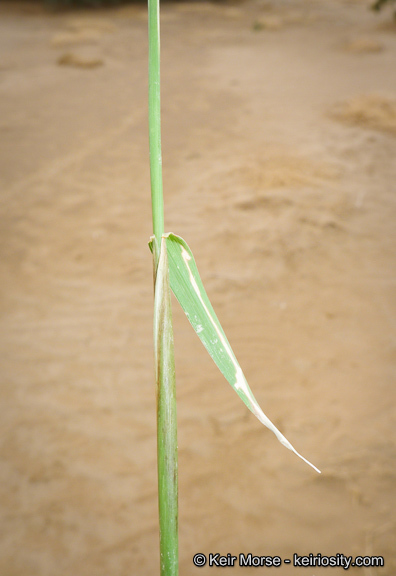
[154,237,178,576]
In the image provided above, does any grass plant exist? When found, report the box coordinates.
[148,1,178,575]
[147,2,320,575]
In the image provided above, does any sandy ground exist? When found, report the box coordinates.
[0,0,395,574]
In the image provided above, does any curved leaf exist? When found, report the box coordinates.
[162,233,320,473]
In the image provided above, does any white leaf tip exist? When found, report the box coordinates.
[291,448,321,473]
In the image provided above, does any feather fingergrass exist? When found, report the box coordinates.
[147,2,320,574]
[148,0,178,574]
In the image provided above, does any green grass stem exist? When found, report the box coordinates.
[148,0,164,265]
[148,1,179,574]
[154,238,178,576]
[147,0,319,571]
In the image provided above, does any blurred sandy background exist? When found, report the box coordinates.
[0,0,395,574]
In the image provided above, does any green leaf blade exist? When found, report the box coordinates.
[164,233,320,474]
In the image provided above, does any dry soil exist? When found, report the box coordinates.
[0,0,395,575]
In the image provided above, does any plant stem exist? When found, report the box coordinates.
[154,238,178,576]
[148,1,178,574]
[148,0,164,265]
